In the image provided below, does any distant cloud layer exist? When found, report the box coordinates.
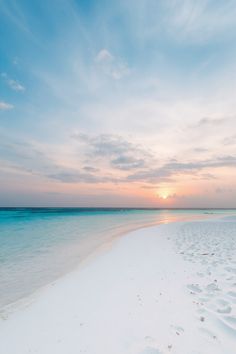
[1,132,236,194]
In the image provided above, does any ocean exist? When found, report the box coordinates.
[0,208,235,309]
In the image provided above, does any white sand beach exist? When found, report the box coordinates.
[1,217,236,354]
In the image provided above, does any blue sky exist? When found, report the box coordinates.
[1,0,236,207]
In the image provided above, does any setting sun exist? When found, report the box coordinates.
[156,189,173,201]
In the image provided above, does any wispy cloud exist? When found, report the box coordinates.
[95,49,113,63]
[111,155,145,170]
[196,117,227,127]
[0,135,120,185]
[127,155,236,184]
[0,0,33,36]
[72,132,153,170]
[222,134,236,146]
[0,101,14,110]
[47,170,116,184]
[95,49,130,80]
[164,0,236,43]
[71,132,236,185]
[1,73,25,92]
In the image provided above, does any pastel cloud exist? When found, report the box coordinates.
[2,132,236,189]
[95,49,114,63]
[0,101,14,110]
[1,73,25,92]
[95,49,130,80]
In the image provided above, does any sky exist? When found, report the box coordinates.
[1,0,236,207]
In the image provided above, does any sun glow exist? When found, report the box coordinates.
[156,190,169,200]
[156,189,174,201]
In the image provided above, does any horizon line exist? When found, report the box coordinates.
[1,207,236,210]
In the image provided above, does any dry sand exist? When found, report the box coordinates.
[0,217,236,354]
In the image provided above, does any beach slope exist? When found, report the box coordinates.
[0,219,236,354]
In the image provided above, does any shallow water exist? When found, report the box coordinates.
[0,208,235,309]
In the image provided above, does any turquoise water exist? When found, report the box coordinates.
[0,208,235,309]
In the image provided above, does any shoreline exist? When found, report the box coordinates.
[1,212,221,315]
[1,216,236,353]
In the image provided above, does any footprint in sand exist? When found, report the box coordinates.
[223,316,236,328]
[225,267,236,274]
[198,327,217,341]
[227,291,236,298]
[217,306,232,314]
[218,316,236,336]
[205,298,232,314]
[187,284,202,294]
[197,308,207,316]
[171,325,185,335]
[205,283,220,292]
[196,272,205,278]
[216,298,229,306]
[198,297,210,303]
